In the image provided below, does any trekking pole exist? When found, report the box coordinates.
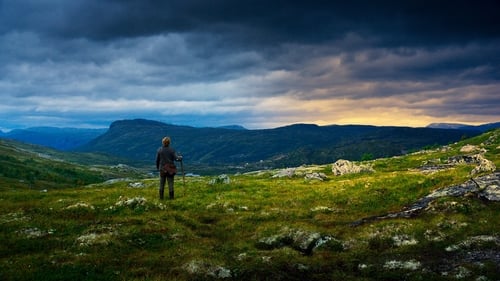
[180,159,186,194]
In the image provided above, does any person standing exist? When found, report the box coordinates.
[156,137,182,200]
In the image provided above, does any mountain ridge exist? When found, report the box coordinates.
[427,122,500,131]
[76,119,483,173]
[3,119,498,174]
[2,121,497,152]
[0,126,107,150]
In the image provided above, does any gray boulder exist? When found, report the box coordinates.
[459,144,483,153]
[209,174,231,185]
[470,155,496,175]
[447,154,496,176]
[331,159,374,176]
[304,172,328,181]
[272,168,297,178]
[256,227,335,255]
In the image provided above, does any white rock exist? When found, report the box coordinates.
[331,159,374,176]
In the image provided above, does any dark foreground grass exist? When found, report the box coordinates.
[2,172,499,281]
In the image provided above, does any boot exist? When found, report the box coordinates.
[169,191,174,200]
[159,189,164,200]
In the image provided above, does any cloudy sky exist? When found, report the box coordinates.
[1,0,499,130]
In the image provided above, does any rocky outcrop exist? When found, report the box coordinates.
[447,154,496,175]
[271,168,328,181]
[331,159,374,176]
[471,155,496,175]
[352,172,500,226]
[420,153,496,176]
[271,168,297,178]
[304,172,328,181]
[256,227,341,255]
[459,144,485,153]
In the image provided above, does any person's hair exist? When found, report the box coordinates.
[162,137,171,147]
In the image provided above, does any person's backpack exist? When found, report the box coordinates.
[161,163,177,176]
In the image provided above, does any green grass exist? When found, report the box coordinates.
[1,130,499,280]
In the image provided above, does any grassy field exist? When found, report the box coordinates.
[1,130,499,280]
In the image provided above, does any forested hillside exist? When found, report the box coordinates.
[77,119,480,173]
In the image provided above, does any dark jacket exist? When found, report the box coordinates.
[156,146,179,171]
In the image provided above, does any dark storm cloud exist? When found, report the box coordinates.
[1,0,499,130]
[344,43,500,83]
[3,0,499,44]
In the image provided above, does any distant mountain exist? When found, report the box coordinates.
[76,119,480,173]
[0,127,107,151]
[216,125,248,130]
[427,122,500,132]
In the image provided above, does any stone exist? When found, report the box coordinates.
[115,196,147,209]
[447,154,481,165]
[304,172,328,181]
[256,227,331,255]
[421,154,495,175]
[208,174,231,185]
[128,182,145,188]
[76,232,114,247]
[460,144,481,153]
[184,260,232,279]
[470,155,496,175]
[383,259,421,270]
[16,227,53,239]
[446,154,496,176]
[476,173,500,200]
[288,229,322,254]
[331,159,374,176]
[65,202,95,210]
[272,168,296,178]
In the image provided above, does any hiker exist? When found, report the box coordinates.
[156,136,182,200]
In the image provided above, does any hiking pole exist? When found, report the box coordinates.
[180,159,185,194]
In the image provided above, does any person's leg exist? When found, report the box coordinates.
[159,175,166,200]
[167,176,174,199]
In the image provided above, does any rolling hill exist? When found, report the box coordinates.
[0,138,146,189]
